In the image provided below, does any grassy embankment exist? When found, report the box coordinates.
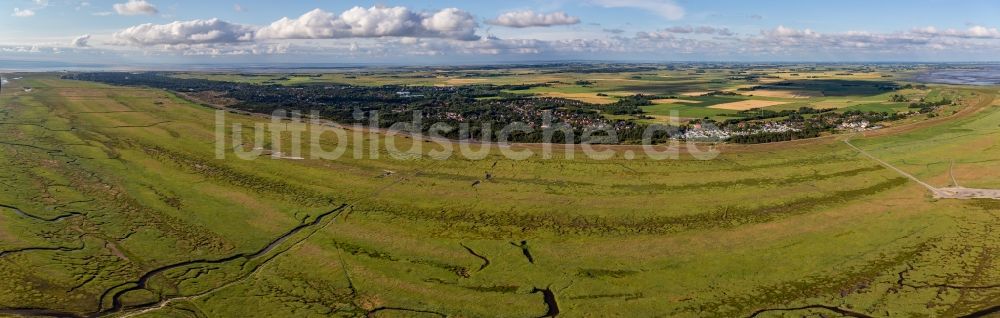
[0,74,996,317]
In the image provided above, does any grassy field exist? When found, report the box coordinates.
[0,73,997,317]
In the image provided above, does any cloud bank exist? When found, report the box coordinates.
[81,3,1000,62]
[113,19,255,46]
[255,6,479,41]
[913,26,1000,39]
[486,10,580,28]
[660,26,735,36]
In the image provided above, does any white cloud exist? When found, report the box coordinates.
[635,30,674,40]
[113,18,255,46]
[12,8,36,17]
[656,26,735,36]
[92,11,112,16]
[256,6,479,41]
[233,4,245,12]
[88,7,1000,62]
[591,0,684,20]
[113,0,158,16]
[966,26,1000,38]
[764,25,820,38]
[744,26,944,55]
[153,42,289,56]
[33,0,48,6]
[486,10,580,28]
[95,25,1000,61]
[71,34,91,47]
[1,45,40,53]
[913,25,1000,39]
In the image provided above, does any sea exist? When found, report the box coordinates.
[913,66,1000,85]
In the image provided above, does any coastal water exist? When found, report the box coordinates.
[913,66,1000,85]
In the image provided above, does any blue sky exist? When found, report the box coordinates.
[4,0,1000,64]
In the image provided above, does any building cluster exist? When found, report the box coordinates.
[838,120,871,131]
[683,122,800,141]
[681,128,732,141]
[732,122,800,135]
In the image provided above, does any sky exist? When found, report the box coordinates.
[4,0,1000,64]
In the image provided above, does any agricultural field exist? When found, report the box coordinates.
[167,64,951,124]
[0,66,998,318]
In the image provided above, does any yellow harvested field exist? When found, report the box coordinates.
[535,92,617,104]
[652,98,701,104]
[708,99,790,110]
[591,78,647,82]
[444,78,488,84]
[680,91,711,97]
[740,90,822,98]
